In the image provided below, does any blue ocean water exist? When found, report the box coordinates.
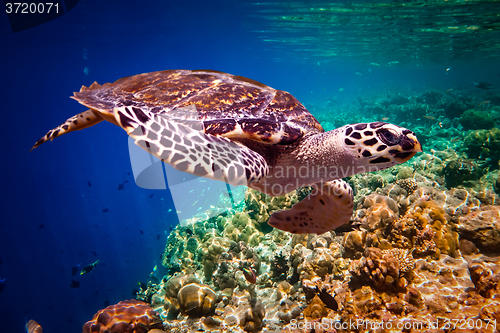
[1,0,499,332]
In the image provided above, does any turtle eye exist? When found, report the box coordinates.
[377,128,401,146]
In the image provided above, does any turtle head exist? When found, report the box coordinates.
[340,122,422,172]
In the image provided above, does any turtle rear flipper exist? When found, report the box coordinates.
[114,106,269,187]
[30,110,103,151]
[268,179,354,234]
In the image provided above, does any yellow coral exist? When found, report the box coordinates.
[303,295,329,320]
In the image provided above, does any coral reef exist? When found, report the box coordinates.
[458,206,500,253]
[349,247,414,291]
[82,300,162,333]
[465,128,500,166]
[460,109,495,130]
[396,178,418,194]
[126,88,500,332]
[444,159,483,188]
[468,260,500,298]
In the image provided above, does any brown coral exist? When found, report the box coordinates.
[82,299,162,333]
[26,320,42,333]
[359,194,399,231]
[349,247,414,291]
[303,295,329,320]
[178,283,216,317]
[397,178,418,194]
[459,205,500,253]
[468,261,500,298]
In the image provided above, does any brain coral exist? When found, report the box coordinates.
[82,299,162,333]
[177,283,216,317]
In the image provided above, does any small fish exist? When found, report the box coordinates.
[446,88,454,93]
[149,194,154,198]
[382,117,389,121]
[87,181,92,187]
[80,260,99,275]
[117,183,124,191]
[71,264,81,276]
[140,230,144,235]
[102,208,109,213]
[316,288,338,311]
[185,229,193,236]
[355,72,363,76]
[370,62,380,66]
[386,60,399,66]
[38,223,45,229]
[104,300,110,307]
[156,234,161,240]
[450,137,461,143]
[192,200,198,206]
[478,100,490,106]
[26,319,43,333]
[338,87,344,92]
[242,267,257,284]
[423,115,435,120]
[446,67,451,72]
[70,280,80,288]
[92,251,98,257]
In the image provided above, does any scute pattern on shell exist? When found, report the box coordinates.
[73,70,324,144]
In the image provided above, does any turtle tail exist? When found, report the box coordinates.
[30,110,103,151]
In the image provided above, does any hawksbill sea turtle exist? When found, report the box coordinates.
[31,70,422,234]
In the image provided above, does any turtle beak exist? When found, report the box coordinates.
[396,132,422,163]
[409,133,423,153]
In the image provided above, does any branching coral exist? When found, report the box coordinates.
[270,251,289,280]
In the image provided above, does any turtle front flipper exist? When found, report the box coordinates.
[114,106,269,187]
[30,110,103,151]
[268,179,354,234]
